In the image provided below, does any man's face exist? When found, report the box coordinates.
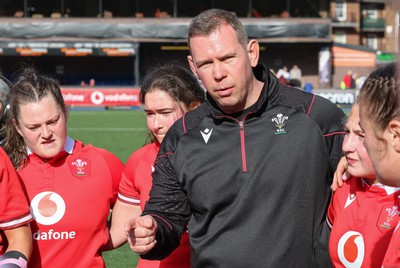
[188,24,257,114]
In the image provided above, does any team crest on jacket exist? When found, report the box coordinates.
[69,157,91,178]
[272,113,288,135]
[378,205,399,231]
[200,128,213,144]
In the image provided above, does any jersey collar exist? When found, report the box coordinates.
[367,179,400,195]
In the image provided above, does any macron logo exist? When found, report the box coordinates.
[200,128,213,144]
[344,193,356,208]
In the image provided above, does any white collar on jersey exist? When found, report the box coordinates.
[26,136,75,155]
[382,185,400,196]
[369,179,400,196]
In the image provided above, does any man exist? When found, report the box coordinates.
[126,9,345,267]
[289,64,302,88]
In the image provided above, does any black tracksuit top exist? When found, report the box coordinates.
[142,64,346,267]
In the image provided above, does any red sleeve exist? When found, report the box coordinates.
[97,148,124,207]
[118,149,143,204]
[0,147,32,230]
[382,226,400,267]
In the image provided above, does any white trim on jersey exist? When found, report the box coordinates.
[117,193,140,205]
[326,214,333,230]
[0,214,32,228]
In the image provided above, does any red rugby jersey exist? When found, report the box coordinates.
[382,222,400,267]
[0,147,32,254]
[119,142,190,268]
[327,177,400,268]
[19,138,123,267]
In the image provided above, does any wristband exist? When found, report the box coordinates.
[0,251,28,268]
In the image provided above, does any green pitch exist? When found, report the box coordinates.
[67,109,148,267]
[67,109,148,163]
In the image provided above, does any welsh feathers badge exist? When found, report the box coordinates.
[377,204,399,232]
[68,157,91,178]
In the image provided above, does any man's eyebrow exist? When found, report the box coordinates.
[144,108,174,112]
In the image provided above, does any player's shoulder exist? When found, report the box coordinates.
[277,86,346,132]
[169,103,208,137]
[126,143,157,163]
[159,103,208,153]
[308,93,346,122]
[0,146,11,167]
[0,146,7,158]
[279,86,344,117]
[78,142,122,163]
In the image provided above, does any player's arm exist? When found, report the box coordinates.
[104,200,142,250]
[0,224,32,268]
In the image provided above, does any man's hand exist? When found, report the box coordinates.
[125,215,158,255]
[331,156,349,192]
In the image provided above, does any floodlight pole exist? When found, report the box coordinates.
[99,0,103,17]
[24,0,28,17]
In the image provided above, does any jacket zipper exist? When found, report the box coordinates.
[239,120,247,173]
[217,110,258,173]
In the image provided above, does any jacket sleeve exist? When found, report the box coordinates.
[141,151,190,260]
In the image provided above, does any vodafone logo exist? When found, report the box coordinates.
[90,91,104,105]
[337,231,365,268]
[30,192,66,225]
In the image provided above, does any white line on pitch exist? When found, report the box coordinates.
[68,127,147,131]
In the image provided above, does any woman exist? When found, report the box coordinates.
[357,62,400,267]
[359,62,400,187]
[2,67,124,267]
[108,65,205,267]
[327,98,400,267]
[0,76,32,268]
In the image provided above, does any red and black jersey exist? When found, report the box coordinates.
[0,147,32,254]
[327,177,400,267]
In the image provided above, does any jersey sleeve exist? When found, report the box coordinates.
[97,148,125,207]
[0,148,32,230]
[118,152,141,206]
[326,193,336,230]
[382,225,400,267]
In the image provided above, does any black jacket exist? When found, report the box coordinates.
[142,64,345,267]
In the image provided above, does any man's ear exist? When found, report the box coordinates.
[187,55,198,77]
[388,119,400,152]
[247,39,259,67]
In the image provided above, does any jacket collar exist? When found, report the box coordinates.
[205,64,280,118]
